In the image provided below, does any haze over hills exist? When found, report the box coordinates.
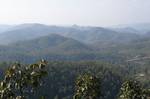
[0,25,13,33]
[0,23,150,63]
[110,27,140,34]
[111,23,150,34]
[0,23,144,45]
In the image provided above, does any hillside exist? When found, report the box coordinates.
[11,34,92,53]
[0,34,97,62]
[95,36,150,66]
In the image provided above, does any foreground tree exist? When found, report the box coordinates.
[0,60,48,99]
[118,80,147,99]
[143,89,150,99]
[73,74,101,99]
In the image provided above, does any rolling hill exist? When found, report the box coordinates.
[0,34,96,62]
[11,34,93,53]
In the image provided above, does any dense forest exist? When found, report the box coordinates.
[0,60,149,99]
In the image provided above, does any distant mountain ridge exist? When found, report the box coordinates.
[0,25,14,33]
[111,23,150,34]
[0,23,142,45]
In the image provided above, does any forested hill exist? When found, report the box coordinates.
[0,34,95,62]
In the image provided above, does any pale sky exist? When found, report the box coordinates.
[0,0,150,26]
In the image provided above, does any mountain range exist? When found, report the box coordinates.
[0,23,150,62]
[0,23,143,45]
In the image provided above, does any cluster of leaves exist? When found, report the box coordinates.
[0,60,48,99]
[74,74,101,99]
[118,80,147,99]
[143,89,150,98]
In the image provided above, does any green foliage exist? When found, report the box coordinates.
[74,74,101,99]
[143,89,150,98]
[0,61,149,99]
[0,60,48,99]
[31,61,122,99]
[118,80,147,99]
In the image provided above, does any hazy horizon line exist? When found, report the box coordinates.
[1,21,150,28]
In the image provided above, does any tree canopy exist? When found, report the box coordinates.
[118,80,147,99]
[0,60,48,99]
[74,74,101,99]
